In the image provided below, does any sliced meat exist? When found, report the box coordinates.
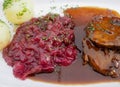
[86,17,120,47]
[83,38,120,78]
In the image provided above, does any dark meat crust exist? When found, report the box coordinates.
[83,38,120,78]
[86,16,120,47]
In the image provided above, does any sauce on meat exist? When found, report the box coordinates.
[30,7,120,84]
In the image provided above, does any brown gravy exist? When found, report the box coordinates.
[30,7,120,84]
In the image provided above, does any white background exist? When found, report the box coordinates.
[0,0,120,87]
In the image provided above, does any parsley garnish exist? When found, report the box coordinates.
[88,23,95,31]
[3,0,20,10]
[16,7,28,16]
[3,0,12,9]
[42,36,48,40]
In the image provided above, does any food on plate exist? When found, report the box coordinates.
[29,7,120,84]
[83,38,120,78]
[65,7,120,78]
[3,0,33,24]
[0,20,11,50]
[86,17,120,47]
[83,16,120,78]
[2,4,120,84]
[2,14,77,79]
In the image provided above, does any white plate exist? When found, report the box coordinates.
[0,0,120,87]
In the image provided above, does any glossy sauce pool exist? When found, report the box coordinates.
[29,7,120,84]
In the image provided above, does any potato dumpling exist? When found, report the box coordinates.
[3,0,33,24]
[0,20,11,50]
